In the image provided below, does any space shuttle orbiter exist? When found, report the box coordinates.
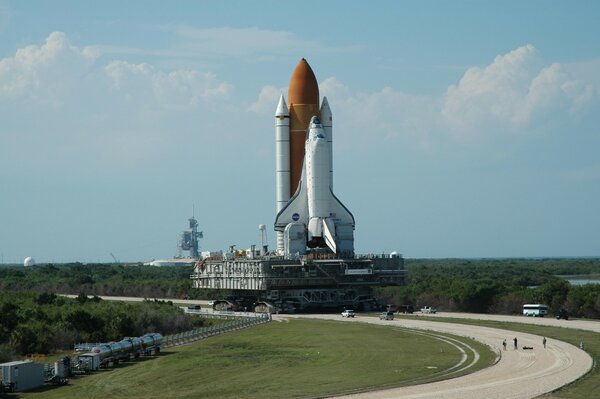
[274,115,355,255]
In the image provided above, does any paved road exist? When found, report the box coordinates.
[61,294,209,306]
[275,313,593,399]
[411,311,600,333]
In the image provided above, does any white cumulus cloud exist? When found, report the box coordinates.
[319,77,351,100]
[105,60,232,108]
[319,77,439,149]
[0,32,237,171]
[248,85,283,114]
[0,31,97,105]
[528,64,594,116]
[442,44,595,137]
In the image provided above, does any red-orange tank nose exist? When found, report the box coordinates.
[288,58,319,106]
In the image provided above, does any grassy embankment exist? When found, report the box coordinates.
[397,315,600,399]
[17,318,494,399]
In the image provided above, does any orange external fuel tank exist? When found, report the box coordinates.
[287,58,320,196]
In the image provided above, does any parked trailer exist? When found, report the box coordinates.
[74,353,101,372]
[79,333,163,369]
[140,333,163,355]
[0,360,44,392]
[89,343,114,368]
[44,356,70,385]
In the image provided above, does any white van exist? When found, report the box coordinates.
[522,304,549,317]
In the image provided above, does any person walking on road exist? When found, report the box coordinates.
[513,337,518,350]
[502,339,507,350]
[543,337,547,348]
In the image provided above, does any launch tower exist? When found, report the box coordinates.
[178,215,203,259]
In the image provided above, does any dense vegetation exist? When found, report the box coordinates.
[0,292,207,362]
[0,263,195,299]
[377,258,600,318]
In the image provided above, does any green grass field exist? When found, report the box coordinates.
[17,318,494,399]
[398,315,600,399]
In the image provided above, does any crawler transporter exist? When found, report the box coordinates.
[191,249,404,313]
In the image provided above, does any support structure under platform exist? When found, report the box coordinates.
[191,252,405,313]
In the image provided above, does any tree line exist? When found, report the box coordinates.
[376,258,600,318]
[0,291,208,362]
[0,263,195,299]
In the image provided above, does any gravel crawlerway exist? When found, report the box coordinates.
[275,314,593,399]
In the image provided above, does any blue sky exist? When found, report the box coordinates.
[1,1,599,263]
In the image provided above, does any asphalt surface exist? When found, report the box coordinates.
[411,311,600,333]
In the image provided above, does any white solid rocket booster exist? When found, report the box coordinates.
[275,95,290,251]
[275,95,291,211]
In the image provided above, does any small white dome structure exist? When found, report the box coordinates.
[24,257,36,267]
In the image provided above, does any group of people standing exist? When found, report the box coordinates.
[502,336,546,350]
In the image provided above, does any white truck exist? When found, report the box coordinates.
[420,306,437,314]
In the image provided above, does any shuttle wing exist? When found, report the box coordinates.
[274,172,309,231]
[328,188,355,226]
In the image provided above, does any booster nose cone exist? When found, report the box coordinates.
[288,58,319,105]
[320,96,332,126]
[275,95,289,117]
